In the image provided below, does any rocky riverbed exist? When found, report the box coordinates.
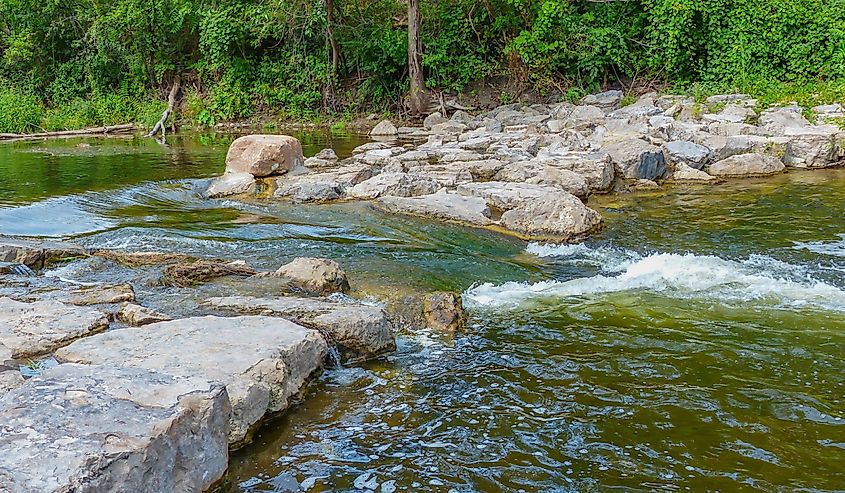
[0,236,463,491]
[207,91,844,243]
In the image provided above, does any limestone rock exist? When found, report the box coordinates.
[0,238,88,269]
[347,172,442,200]
[314,148,338,161]
[0,363,230,492]
[0,297,109,359]
[708,153,785,177]
[535,149,616,192]
[370,120,398,137]
[376,190,493,227]
[581,90,623,109]
[66,283,135,305]
[116,302,172,327]
[56,316,327,445]
[456,181,568,211]
[274,257,350,295]
[162,260,256,287]
[423,112,448,130]
[662,140,712,170]
[206,296,395,361]
[672,163,716,182]
[605,139,667,180]
[0,369,23,393]
[0,262,34,276]
[225,135,304,177]
[207,172,256,198]
[499,195,603,241]
[423,292,467,332]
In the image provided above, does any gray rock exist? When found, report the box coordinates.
[0,297,109,359]
[0,369,23,393]
[463,159,508,181]
[499,195,602,241]
[581,90,623,109]
[206,172,256,198]
[456,181,562,211]
[56,316,327,445]
[662,140,712,170]
[206,296,396,362]
[115,302,172,327]
[0,363,230,492]
[370,120,398,137]
[347,172,442,200]
[376,190,493,226]
[0,262,34,276]
[562,105,605,129]
[0,238,88,269]
[431,121,468,135]
[314,148,338,161]
[705,93,752,105]
[605,139,667,180]
[450,110,472,123]
[423,112,448,130]
[273,257,350,295]
[66,283,135,305]
[672,163,716,182]
[537,151,616,192]
[708,153,785,177]
[225,135,304,177]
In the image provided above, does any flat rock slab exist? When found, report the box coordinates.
[0,297,109,359]
[376,190,493,226]
[0,238,88,269]
[206,296,395,362]
[55,315,327,445]
[0,363,229,493]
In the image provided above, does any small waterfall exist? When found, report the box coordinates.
[315,327,343,369]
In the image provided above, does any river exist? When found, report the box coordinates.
[1,134,843,492]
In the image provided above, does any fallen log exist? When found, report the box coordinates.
[0,124,135,141]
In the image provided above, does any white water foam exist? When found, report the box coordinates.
[793,234,845,258]
[526,242,640,273]
[467,247,845,311]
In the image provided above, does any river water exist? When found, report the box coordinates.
[0,135,843,492]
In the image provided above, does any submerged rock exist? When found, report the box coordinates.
[206,296,396,361]
[162,260,257,287]
[0,363,230,492]
[0,297,109,359]
[66,283,135,305]
[94,250,195,267]
[273,257,350,295]
[56,315,327,445]
[225,135,305,177]
[115,302,172,327]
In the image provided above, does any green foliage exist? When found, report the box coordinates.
[0,0,843,131]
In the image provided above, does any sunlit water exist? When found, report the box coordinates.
[0,136,843,492]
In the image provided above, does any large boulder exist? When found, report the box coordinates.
[370,120,398,137]
[500,195,602,241]
[273,257,350,295]
[534,149,616,192]
[56,316,327,445]
[759,107,844,167]
[206,296,396,362]
[423,112,448,130]
[708,153,785,177]
[225,135,304,177]
[0,363,230,493]
[346,172,442,200]
[605,139,667,181]
[376,190,493,227]
[0,297,109,359]
[206,171,256,198]
[662,140,712,170]
[493,162,589,199]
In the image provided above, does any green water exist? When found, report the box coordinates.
[0,136,843,492]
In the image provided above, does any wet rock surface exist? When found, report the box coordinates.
[0,363,230,492]
[271,257,350,295]
[55,315,327,445]
[205,295,395,362]
[0,297,109,359]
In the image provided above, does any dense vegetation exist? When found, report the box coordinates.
[1,0,844,133]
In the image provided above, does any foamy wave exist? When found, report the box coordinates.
[793,234,845,258]
[526,242,640,273]
[466,251,845,311]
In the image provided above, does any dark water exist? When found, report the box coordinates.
[0,135,843,492]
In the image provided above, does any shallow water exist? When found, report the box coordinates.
[1,135,843,492]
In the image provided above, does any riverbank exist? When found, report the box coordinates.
[203,91,845,243]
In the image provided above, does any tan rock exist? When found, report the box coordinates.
[274,257,350,295]
[116,302,172,327]
[708,153,785,177]
[225,135,304,177]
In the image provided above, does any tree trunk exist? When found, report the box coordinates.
[146,75,181,139]
[407,0,427,115]
[325,0,340,74]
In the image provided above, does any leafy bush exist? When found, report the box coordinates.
[0,87,43,133]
